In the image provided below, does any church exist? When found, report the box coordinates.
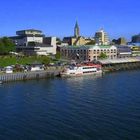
[63,21,90,46]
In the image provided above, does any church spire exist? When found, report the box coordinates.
[74,21,80,38]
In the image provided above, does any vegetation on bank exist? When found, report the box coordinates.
[0,55,54,67]
[0,36,63,67]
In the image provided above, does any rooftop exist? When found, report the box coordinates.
[63,45,116,49]
[16,29,43,36]
[99,57,140,64]
[17,29,42,33]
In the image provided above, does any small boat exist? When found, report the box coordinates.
[60,62,102,77]
[0,81,3,84]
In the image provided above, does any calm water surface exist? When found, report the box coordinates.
[0,71,140,140]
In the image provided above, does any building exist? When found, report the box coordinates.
[11,29,44,46]
[10,29,56,55]
[116,45,132,58]
[131,46,140,57]
[85,37,95,45]
[60,45,117,61]
[95,29,110,45]
[132,34,140,43]
[63,21,96,46]
[63,21,87,46]
[112,37,126,45]
[63,36,86,46]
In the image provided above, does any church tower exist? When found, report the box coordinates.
[74,21,80,38]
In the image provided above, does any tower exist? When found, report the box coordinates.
[74,21,80,38]
[95,29,109,45]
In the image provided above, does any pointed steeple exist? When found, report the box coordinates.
[75,21,79,28]
[74,21,80,38]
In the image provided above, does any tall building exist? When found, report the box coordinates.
[74,21,80,38]
[10,29,56,56]
[95,29,109,45]
[12,29,44,46]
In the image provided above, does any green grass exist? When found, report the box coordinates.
[0,55,54,67]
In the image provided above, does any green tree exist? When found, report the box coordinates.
[99,52,108,59]
[42,56,51,65]
[0,37,15,54]
[56,38,62,45]
[55,52,61,59]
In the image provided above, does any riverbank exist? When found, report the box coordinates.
[1,61,140,83]
[0,55,54,67]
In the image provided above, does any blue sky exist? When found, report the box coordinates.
[0,0,140,41]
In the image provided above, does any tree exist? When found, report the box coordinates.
[99,52,108,59]
[0,37,15,54]
[56,38,62,45]
[42,56,51,65]
[55,52,61,59]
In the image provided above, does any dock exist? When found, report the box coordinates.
[100,57,140,72]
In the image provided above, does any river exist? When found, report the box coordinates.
[0,70,140,139]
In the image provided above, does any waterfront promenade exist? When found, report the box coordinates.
[1,57,140,83]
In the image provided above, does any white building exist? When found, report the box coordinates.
[11,29,56,56]
[95,29,110,45]
[13,29,44,46]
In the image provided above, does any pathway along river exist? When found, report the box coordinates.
[0,70,140,139]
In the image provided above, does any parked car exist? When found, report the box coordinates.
[5,66,13,74]
[30,64,45,72]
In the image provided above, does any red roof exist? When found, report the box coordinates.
[77,63,101,68]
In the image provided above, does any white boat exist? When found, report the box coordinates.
[60,63,102,77]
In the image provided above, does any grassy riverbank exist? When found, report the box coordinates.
[0,55,55,67]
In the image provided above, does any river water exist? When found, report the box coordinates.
[0,71,140,140]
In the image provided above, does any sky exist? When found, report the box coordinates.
[0,0,140,41]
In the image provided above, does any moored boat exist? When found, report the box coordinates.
[60,63,102,77]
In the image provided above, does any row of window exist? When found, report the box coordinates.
[83,71,97,73]
[61,49,117,53]
[83,67,96,69]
